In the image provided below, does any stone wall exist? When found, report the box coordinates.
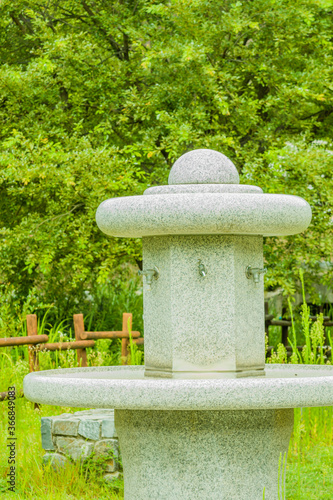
[41,409,120,483]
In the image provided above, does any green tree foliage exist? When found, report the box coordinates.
[0,0,332,318]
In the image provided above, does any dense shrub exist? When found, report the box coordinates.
[0,0,332,319]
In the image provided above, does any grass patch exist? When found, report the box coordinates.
[287,443,333,499]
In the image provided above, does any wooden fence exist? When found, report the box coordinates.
[265,302,333,356]
[1,305,332,400]
[0,312,142,401]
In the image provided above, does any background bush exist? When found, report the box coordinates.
[0,0,332,325]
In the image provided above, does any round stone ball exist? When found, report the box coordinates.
[168,149,240,185]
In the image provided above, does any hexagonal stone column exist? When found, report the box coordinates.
[143,234,265,378]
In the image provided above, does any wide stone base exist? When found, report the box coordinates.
[115,408,294,500]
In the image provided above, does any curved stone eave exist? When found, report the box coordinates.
[96,192,312,238]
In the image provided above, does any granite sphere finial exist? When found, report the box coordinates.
[168,149,239,185]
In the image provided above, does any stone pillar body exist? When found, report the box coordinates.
[143,234,265,378]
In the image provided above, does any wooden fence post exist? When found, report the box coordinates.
[121,313,132,365]
[26,314,39,372]
[264,302,269,336]
[74,314,88,367]
[281,306,289,346]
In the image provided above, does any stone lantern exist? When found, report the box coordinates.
[24,149,333,500]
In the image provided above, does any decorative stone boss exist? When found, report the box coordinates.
[96,149,311,379]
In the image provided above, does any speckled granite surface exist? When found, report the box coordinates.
[96,148,311,238]
[143,234,265,378]
[23,364,333,410]
[144,183,263,195]
[168,148,240,185]
[96,192,311,238]
[116,407,293,500]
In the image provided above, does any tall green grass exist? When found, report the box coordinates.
[268,270,332,365]
[266,269,333,498]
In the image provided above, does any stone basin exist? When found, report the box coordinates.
[24,364,333,500]
[24,364,333,410]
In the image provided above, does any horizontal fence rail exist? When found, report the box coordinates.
[39,340,95,352]
[0,312,143,402]
[1,303,332,401]
[0,335,48,347]
[82,331,141,340]
[0,389,24,402]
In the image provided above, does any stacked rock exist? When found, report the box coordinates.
[41,409,120,484]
